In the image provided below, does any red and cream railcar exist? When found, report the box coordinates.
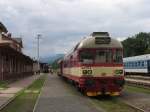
[58,32,125,96]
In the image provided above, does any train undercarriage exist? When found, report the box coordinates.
[60,75,125,96]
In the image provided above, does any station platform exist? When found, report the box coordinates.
[34,74,102,112]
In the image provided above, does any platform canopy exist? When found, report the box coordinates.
[0,43,33,64]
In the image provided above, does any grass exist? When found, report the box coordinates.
[124,85,150,94]
[0,74,47,112]
[90,96,142,112]
[0,81,9,90]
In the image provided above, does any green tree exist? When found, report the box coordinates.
[122,32,150,57]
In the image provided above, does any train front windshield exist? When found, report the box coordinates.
[79,50,94,64]
[79,49,123,64]
[95,50,112,63]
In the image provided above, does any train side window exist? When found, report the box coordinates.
[132,62,135,68]
[124,63,126,67]
[124,63,127,67]
[135,62,137,67]
[130,62,132,67]
[141,61,144,67]
[125,63,127,67]
[138,61,140,67]
[129,62,131,67]
[127,63,129,67]
[131,62,133,68]
[128,62,130,67]
[144,61,147,66]
[134,62,136,67]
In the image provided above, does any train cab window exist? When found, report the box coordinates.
[79,50,94,64]
[113,50,123,64]
[95,50,112,63]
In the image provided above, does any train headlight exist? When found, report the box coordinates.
[115,70,123,75]
[83,70,88,74]
[82,70,92,75]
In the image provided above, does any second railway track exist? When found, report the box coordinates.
[125,75,150,89]
[120,99,147,112]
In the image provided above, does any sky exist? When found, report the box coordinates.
[0,0,150,58]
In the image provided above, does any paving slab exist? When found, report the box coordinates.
[0,74,41,108]
[34,75,102,112]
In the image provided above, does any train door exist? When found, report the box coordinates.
[147,60,150,73]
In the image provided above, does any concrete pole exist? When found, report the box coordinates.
[36,34,42,74]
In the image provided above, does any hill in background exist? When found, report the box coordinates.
[40,54,64,64]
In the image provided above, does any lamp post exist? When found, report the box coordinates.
[36,34,42,74]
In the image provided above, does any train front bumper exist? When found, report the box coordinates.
[79,76,125,96]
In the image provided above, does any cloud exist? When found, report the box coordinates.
[0,0,150,57]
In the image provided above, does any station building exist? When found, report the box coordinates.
[0,22,33,80]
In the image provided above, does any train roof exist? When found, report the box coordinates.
[123,54,150,62]
[64,32,122,59]
[77,32,122,49]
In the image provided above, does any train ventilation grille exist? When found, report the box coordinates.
[95,37,111,44]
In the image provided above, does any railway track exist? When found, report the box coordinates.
[121,100,146,112]
[0,92,20,111]
[125,77,150,89]
[90,95,148,112]
[126,75,150,81]
[122,83,150,112]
